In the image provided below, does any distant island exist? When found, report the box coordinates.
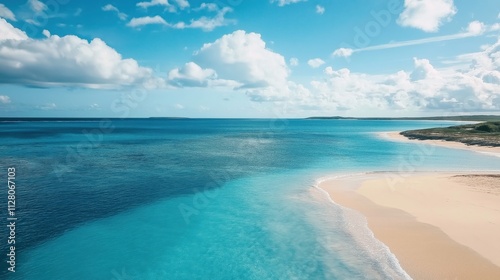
[0,117,190,121]
[401,121,500,147]
[307,115,500,121]
[2,115,500,122]
[148,117,190,119]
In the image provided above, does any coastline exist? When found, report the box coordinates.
[379,131,500,157]
[319,172,500,279]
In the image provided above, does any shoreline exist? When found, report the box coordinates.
[319,172,500,279]
[379,131,500,157]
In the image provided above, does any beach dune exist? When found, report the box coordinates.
[321,173,500,279]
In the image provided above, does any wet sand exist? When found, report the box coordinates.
[320,173,500,279]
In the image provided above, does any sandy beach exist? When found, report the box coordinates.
[320,173,500,279]
[379,131,500,157]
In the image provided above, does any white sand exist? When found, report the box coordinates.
[379,131,500,157]
[321,173,500,279]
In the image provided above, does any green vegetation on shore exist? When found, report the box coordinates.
[401,122,500,147]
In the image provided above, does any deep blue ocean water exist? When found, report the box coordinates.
[1,119,499,279]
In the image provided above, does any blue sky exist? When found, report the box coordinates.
[0,0,499,118]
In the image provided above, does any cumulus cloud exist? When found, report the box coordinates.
[168,62,218,87]
[289,57,299,66]
[398,0,457,32]
[0,95,10,104]
[466,20,485,35]
[127,16,167,28]
[307,58,325,68]
[127,7,233,31]
[271,0,306,7]
[0,4,16,21]
[102,4,128,21]
[324,66,334,75]
[332,48,354,58]
[0,18,28,40]
[410,58,440,81]
[312,38,500,113]
[310,67,416,111]
[193,30,289,90]
[175,7,234,31]
[173,0,190,10]
[316,5,325,15]
[167,30,312,102]
[22,0,67,26]
[28,0,47,13]
[0,19,163,89]
[491,23,500,32]
[137,0,172,9]
[137,0,189,11]
[245,80,312,102]
[194,3,218,12]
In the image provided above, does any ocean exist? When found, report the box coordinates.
[1,119,499,279]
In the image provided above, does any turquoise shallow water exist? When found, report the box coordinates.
[1,119,499,279]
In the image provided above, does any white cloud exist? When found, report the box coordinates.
[194,30,289,89]
[22,1,67,25]
[398,0,457,32]
[28,0,47,13]
[466,20,485,35]
[136,0,189,11]
[89,103,100,110]
[168,62,218,87]
[127,16,167,28]
[332,48,353,57]
[37,103,57,110]
[491,23,500,32]
[289,57,299,66]
[312,38,500,113]
[0,20,163,89]
[245,80,312,102]
[316,5,325,15]
[127,8,233,31]
[307,58,325,68]
[168,30,312,102]
[102,4,128,21]
[25,18,41,26]
[137,0,172,9]
[324,66,334,75]
[0,18,28,40]
[410,58,439,81]
[175,103,184,109]
[332,21,493,58]
[195,3,218,12]
[0,95,10,104]
[0,4,16,21]
[271,0,306,7]
[175,7,233,31]
[117,24,500,113]
[173,0,190,10]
